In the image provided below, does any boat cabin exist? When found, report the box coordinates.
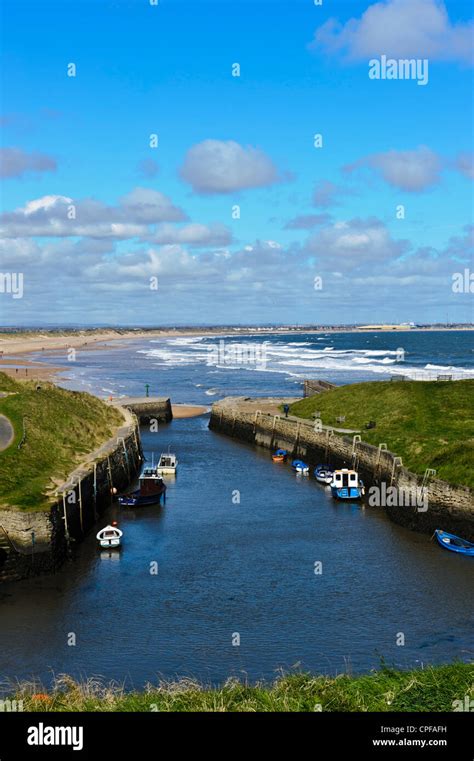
[157,451,178,474]
[158,453,177,469]
[139,465,165,496]
[332,469,360,488]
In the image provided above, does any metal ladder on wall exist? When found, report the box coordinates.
[0,524,21,581]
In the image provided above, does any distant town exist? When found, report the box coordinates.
[0,323,473,336]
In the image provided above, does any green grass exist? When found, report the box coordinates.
[288,380,474,489]
[0,373,123,511]
[7,663,473,712]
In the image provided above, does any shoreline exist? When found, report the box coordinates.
[0,358,68,382]
[1,325,472,392]
[1,325,473,358]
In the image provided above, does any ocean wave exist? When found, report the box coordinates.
[136,337,474,380]
[352,357,397,365]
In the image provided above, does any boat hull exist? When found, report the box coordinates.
[98,538,121,549]
[291,459,309,474]
[435,530,474,556]
[272,455,286,462]
[118,487,166,507]
[314,465,333,484]
[331,486,363,500]
[96,525,123,549]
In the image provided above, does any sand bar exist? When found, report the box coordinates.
[171,404,209,418]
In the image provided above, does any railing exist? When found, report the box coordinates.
[0,524,21,554]
[388,372,472,382]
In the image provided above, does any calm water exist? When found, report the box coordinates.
[0,413,472,689]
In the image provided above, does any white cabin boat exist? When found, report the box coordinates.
[330,469,365,500]
[96,524,123,549]
[157,451,178,474]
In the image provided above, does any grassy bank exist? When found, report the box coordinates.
[288,380,474,488]
[7,663,473,712]
[0,373,123,511]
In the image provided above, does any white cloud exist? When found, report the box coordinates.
[136,158,159,178]
[284,213,332,229]
[313,180,353,207]
[22,195,72,214]
[311,0,474,65]
[0,147,57,178]
[305,217,410,268]
[146,222,232,247]
[179,139,281,194]
[0,188,187,239]
[3,221,472,323]
[454,152,474,180]
[344,146,441,191]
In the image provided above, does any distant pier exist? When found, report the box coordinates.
[111,396,173,424]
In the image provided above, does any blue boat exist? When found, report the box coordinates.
[118,463,166,507]
[272,448,288,462]
[314,464,333,484]
[330,469,364,500]
[434,530,474,556]
[291,459,309,475]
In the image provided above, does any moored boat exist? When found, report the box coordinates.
[330,469,364,500]
[118,463,167,507]
[291,459,309,475]
[434,530,474,556]
[96,523,123,549]
[157,449,178,475]
[272,448,288,462]
[314,464,333,484]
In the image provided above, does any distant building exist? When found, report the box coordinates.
[356,324,413,331]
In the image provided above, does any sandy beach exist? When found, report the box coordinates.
[0,329,178,357]
[0,358,69,381]
[171,404,209,418]
[1,325,472,359]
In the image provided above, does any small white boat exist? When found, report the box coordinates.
[96,524,123,549]
[314,464,334,484]
[157,450,178,475]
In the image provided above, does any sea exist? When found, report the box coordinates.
[30,329,474,402]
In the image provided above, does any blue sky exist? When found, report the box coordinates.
[1,0,473,325]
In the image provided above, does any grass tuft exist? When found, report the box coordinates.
[5,663,473,712]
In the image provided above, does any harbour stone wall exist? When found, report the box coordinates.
[0,413,143,583]
[209,398,474,541]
